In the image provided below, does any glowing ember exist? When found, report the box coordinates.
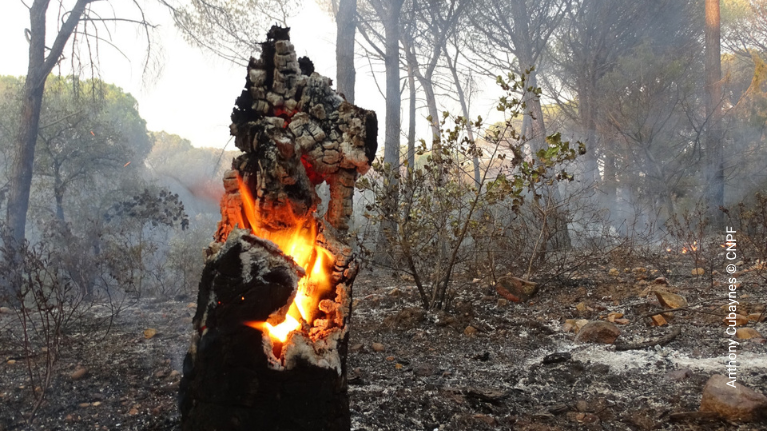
[667,241,700,254]
[236,174,334,343]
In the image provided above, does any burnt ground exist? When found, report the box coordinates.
[0,252,766,431]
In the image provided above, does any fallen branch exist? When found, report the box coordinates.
[614,326,682,351]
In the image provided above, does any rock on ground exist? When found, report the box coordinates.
[574,321,620,344]
[653,291,687,309]
[699,374,767,422]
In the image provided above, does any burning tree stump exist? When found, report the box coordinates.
[179,26,377,431]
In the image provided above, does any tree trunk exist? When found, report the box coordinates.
[419,76,440,144]
[336,0,357,103]
[375,0,404,264]
[6,1,49,243]
[54,190,65,223]
[705,0,724,225]
[6,0,91,243]
[520,67,572,250]
[578,86,599,186]
[382,4,402,174]
[180,232,356,431]
[181,29,374,429]
[507,0,571,250]
[54,163,65,223]
[407,61,416,172]
[446,51,480,185]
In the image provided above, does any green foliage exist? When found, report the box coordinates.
[105,188,189,230]
[0,76,210,301]
[357,72,582,309]
[0,75,152,222]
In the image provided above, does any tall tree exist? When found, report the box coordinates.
[30,77,151,222]
[6,0,94,244]
[597,45,700,220]
[358,0,406,258]
[365,0,406,172]
[470,0,569,153]
[705,0,724,224]
[546,0,647,186]
[469,0,572,248]
[545,0,697,219]
[401,0,467,152]
[443,35,480,185]
[6,0,155,244]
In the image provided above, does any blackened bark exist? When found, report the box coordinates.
[182,28,374,430]
[336,0,357,103]
[180,234,352,431]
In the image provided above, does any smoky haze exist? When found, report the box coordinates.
[1,0,767,428]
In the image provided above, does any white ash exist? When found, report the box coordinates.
[261,328,346,375]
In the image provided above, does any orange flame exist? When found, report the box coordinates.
[236,174,334,344]
[244,316,301,343]
[666,241,701,255]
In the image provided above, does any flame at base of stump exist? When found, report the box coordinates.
[179,229,355,431]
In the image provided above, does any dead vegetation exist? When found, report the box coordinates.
[0,231,765,430]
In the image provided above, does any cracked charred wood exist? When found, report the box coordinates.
[179,26,376,431]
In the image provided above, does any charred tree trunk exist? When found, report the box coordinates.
[180,27,376,431]
[180,231,357,431]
